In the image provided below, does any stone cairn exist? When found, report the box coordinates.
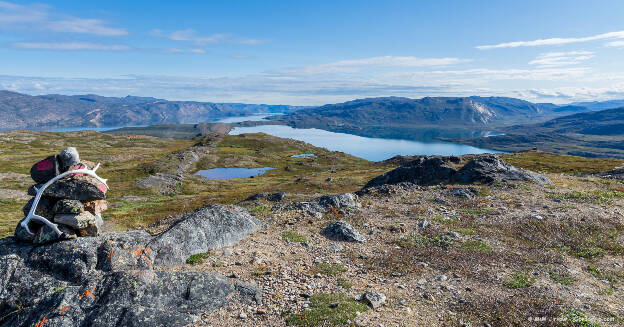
[14,147,109,244]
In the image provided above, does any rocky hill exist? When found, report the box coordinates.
[0,131,623,326]
[0,90,302,131]
[270,96,599,132]
[452,107,624,159]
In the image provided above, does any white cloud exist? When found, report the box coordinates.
[528,51,594,67]
[477,30,624,49]
[272,56,469,75]
[152,28,227,45]
[11,42,131,51]
[0,1,48,23]
[0,1,126,36]
[48,18,127,36]
[237,38,266,45]
[606,40,624,47]
[164,48,206,54]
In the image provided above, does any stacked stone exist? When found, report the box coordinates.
[14,147,109,244]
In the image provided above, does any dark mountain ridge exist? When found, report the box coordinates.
[0,90,303,131]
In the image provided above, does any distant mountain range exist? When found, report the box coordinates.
[270,96,605,131]
[0,90,303,130]
[451,106,624,159]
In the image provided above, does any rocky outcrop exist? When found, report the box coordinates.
[450,154,552,184]
[323,220,366,243]
[135,173,181,195]
[364,154,551,188]
[149,205,263,266]
[0,205,262,327]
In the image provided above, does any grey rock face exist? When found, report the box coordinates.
[244,192,287,202]
[317,193,360,209]
[43,175,107,201]
[0,204,262,327]
[323,220,366,243]
[449,187,477,198]
[364,154,551,188]
[135,173,181,195]
[59,146,80,169]
[149,205,263,266]
[450,154,552,184]
[362,289,386,309]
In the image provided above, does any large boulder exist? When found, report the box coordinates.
[364,154,551,188]
[149,205,263,266]
[0,204,262,327]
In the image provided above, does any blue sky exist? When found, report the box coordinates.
[1,0,624,105]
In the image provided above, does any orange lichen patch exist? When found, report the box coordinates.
[131,247,153,267]
[78,287,95,300]
[131,247,151,258]
[59,306,70,313]
[328,207,344,218]
[108,250,114,261]
[34,316,48,327]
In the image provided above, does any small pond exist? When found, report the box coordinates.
[291,153,316,158]
[194,167,275,180]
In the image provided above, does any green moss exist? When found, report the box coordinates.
[285,293,368,327]
[504,273,535,289]
[336,278,352,289]
[550,272,574,286]
[563,310,601,327]
[186,253,210,265]
[396,233,453,248]
[313,263,348,276]
[282,231,308,243]
[461,240,492,253]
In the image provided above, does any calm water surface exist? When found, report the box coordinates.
[230,125,502,161]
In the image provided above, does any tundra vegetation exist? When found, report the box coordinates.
[0,129,623,326]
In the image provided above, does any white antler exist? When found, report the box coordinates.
[21,165,109,237]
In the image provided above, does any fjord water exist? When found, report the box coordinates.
[230,124,502,161]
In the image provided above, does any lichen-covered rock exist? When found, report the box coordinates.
[0,204,261,327]
[362,289,386,309]
[135,173,181,195]
[52,199,84,214]
[323,220,366,243]
[22,196,56,218]
[450,154,552,184]
[149,205,263,266]
[42,175,107,201]
[33,224,77,244]
[29,155,61,184]
[317,193,360,209]
[54,211,101,236]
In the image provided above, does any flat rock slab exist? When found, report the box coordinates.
[0,204,262,327]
